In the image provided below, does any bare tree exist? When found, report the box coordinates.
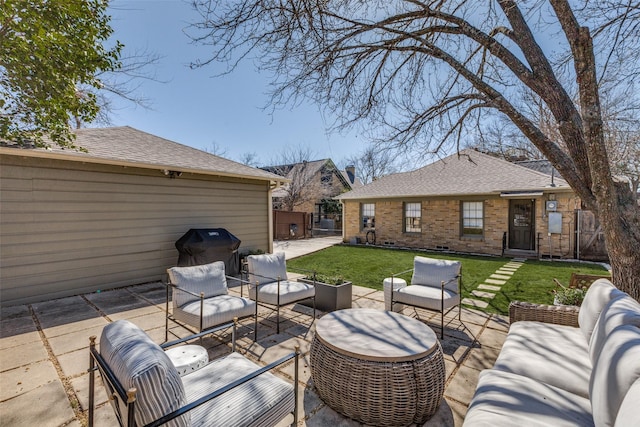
[74,47,163,128]
[263,145,336,211]
[187,0,640,299]
[238,151,261,167]
[471,118,545,161]
[203,140,229,157]
[345,145,399,184]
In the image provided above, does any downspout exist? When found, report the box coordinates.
[268,181,276,253]
[340,201,346,242]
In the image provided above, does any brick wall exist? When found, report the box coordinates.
[343,192,579,258]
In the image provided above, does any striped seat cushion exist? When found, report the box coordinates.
[182,352,294,427]
[248,280,315,306]
[173,294,256,331]
[168,261,229,307]
[99,320,189,427]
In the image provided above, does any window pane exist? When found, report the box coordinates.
[362,203,375,229]
[405,202,421,232]
[462,201,483,236]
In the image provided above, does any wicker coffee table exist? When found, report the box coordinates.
[310,308,445,426]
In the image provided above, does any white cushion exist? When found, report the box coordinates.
[173,294,256,331]
[168,262,229,307]
[248,280,315,306]
[99,320,189,427]
[464,369,593,427]
[394,285,460,312]
[493,321,591,398]
[615,379,640,427]
[182,352,294,426]
[590,324,640,427]
[589,295,640,363]
[411,256,461,292]
[578,279,624,342]
[247,252,288,285]
[578,279,623,342]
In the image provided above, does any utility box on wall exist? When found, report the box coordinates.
[548,212,563,234]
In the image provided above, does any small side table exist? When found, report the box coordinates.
[165,345,208,376]
[310,308,445,426]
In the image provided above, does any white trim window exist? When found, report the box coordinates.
[361,203,375,229]
[462,201,484,237]
[404,202,422,233]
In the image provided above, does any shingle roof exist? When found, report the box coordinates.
[0,126,284,182]
[337,149,571,200]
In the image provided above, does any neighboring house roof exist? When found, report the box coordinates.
[515,159,561,177]
[0,126,286,183]
[262,158,353,198]
[341,167,364,188]
[337,148,572,200]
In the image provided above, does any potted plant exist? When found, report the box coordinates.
[552,285,587,306]
[298,273,352,312]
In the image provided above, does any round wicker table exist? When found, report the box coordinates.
[310,308,445,426]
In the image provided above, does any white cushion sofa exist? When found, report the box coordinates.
[464,279,640,427]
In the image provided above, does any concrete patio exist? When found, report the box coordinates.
[0,280,508,427]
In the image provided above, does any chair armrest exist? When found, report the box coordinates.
[509,301,579,327]
[225,275,251,296]
[441,275,460,289]
[165,281,202,299]
[161,321,236,349]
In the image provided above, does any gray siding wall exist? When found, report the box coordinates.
[0,155,271,306]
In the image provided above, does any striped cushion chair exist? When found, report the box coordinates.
[388,256,462,339]
[89,319,299,427]
[166,261,258,340]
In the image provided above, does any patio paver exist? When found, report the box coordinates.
[0,237,508,427]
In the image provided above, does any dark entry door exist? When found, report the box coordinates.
[509,199,535,250]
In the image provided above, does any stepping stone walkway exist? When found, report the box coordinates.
[462,258,526,308]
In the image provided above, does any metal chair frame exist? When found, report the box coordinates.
[390,268,462,339]
[88,321,300,427]
[165,274,258,341]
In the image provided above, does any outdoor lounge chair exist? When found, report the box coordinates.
[387,255,462,339]
[88,319,299,427]
[246,252,316,334]
[165,261,258,341]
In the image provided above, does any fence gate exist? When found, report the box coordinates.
[575,210,608,261]
[273,210,310,240]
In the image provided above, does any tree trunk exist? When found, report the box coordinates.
[570,24,640,301]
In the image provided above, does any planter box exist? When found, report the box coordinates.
[297,278,352,312]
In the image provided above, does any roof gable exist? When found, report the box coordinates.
[0,126,284,182]
[338,149,571,200]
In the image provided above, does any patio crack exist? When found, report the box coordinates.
[28,305,86,427]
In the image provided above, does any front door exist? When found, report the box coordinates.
[509,199,535,250]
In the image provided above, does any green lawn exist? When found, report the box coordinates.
[287,245,610,315]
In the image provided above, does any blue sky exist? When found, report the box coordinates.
[105,0,365,167]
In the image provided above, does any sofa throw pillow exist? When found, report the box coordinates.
[100,320,189,427]
[578,278,624,342]
[411,256,461,293]
[168,261,228,307]
[247,252,288,285]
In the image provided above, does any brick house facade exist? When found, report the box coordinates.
[339,150,579,258]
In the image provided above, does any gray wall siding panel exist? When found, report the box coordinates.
[0,156,271,305]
